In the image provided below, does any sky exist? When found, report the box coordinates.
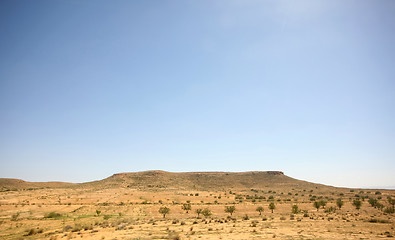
[0,0,394,188]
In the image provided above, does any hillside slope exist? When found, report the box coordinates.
[0,178,74,191]
[1,170,336,191]
[83,170,332,191]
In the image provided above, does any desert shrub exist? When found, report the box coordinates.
[115,224,126,230]
[63,225,73,232]
[303,210,309,217]
[250,220,258,227]
[319,200,327,208]
[368,198,378,208]
[280,216,286,220]
[336,198,344,209]
[388,197,395,207]
[83,224,93,230]
[375,191,381,195]
[103,215,112,220]
[72,224,82,232]
[202,208,212,217]
[242,214,249,220]
[262,216,267,221]
[11,212,20,221]
[384,206,395,214]
[291,205,299,214]
[376,202,385,211]
[368,218,390,223]
[352,199,362,210]
[26,228,35,236]
[182,203,191,213]
[172,219,179,224]
[170,233,181,240]
[324,206,336,213]
[44,212,62,218]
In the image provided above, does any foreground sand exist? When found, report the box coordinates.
[0,186,394,239]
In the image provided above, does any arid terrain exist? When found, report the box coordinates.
[0,171,394,239]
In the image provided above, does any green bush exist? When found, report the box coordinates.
[291,205,299,214]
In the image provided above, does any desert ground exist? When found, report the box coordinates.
[0,171,394,239]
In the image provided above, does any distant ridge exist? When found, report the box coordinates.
[0,170,333,191]
[0,178,74,190]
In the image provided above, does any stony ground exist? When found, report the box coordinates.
[0,187,394,239]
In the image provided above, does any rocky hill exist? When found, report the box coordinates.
[0,170,336,191]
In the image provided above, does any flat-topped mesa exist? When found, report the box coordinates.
[111,170,168,177]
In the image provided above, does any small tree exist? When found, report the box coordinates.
[96,210,101,216]
[256,206,264,215]
[269,202,276,213]
[368,198,378,208]
[314,201,321,211]
[352,199,362,210]
[292,205,299,214]
[319,200,327,209]
[225,206,236,216]
[182,203,191,213]
[202,208,212,218]
[336,198,344,209]
[376,202,385,211]
[388,197,395,208]
[195,208,203,218]
[159,207,170,218]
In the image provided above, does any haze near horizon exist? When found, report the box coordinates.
[0,0,394,188]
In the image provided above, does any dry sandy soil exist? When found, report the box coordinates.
[0,171,394,239]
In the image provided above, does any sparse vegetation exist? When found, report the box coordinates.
[336,198,344,209]
[44,211,62,218]
[269,202,276,213]
[352,199,362,210]
[256,206,264,215]
[290,204,298,214]
[159,207,170,218]
[195,208,203,218]
[181,203,191,213]
[314,201,321,211]
[0,171,394,239]
[224,206,236,216]
[202,208,212,218]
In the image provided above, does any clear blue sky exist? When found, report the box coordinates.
[1,0,394,188]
